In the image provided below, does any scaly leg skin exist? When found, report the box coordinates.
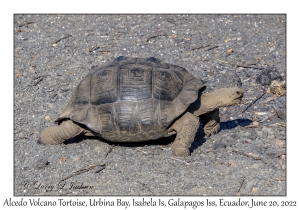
[39,120,86,145]
[200,108,220,136]
[170,112,199,157]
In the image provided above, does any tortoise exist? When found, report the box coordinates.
[40,56,243,157]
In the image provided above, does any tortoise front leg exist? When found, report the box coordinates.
[200,108,220,136]
[169,112,199,157]
[39,120,86,145]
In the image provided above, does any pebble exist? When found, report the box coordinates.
[244,56,257,65]
[252,187,259,193]
[250,163,264,169]
[229,133,239,139]
[253,121,260,127]
[255,129,263,137]
[224,137,235,147]
[272,105,286,119]
[33,157,49,170]
[244,180,257,192]
[94,190,103,195]
[213,142,226,150]
[256,66,282,86]
[71,155,81,161]
[93,146,103,152]
[229,162,237,167]
[190,186,207,195]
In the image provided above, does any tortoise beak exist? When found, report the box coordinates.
[237,90,243,101]
[235,89,243,98]
[232,89,243,104]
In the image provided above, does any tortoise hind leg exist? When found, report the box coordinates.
[169,112,199,157]
[200,108,220,136]
[39,120,86,145]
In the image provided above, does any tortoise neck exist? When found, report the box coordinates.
[191,91,222,116]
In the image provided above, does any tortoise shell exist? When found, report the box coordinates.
[56,56,204,142]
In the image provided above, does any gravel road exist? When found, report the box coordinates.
[14,14,286,196]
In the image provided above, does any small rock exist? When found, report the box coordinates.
[225,140,235,148]
[243,138,251,144]
[252,187,259,193]
[229,162,237,167]
[273,139,285,148]
[252,121,260,127]
[210,133,222,141]
[224,137,235,147]
[248,131,257,140]
[244,180,257,192]
[245,121,259,128]
[244,56,257,65]
[33,158,49,170]
[230,133,239,139]
[190,186,207,195]
[71,155,80,161]
[250,163,263,169]
[95,190,103,195]
[213,142,226,150]
[256,66,282,86]
[216,159,226,165]
[272,105,286,120]
[93,146,103,152]
[262,127,275,138]
[241,131,251,137]
[267,80,286,96]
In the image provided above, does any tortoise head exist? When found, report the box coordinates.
[222,87,244,106]
[193,87,244,116]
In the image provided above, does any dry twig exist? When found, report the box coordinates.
[88,44,115,52]
[59,163,106,183]
[191,44,211,51]
[135,181,153,194]
[104,145,114,158]
[166,18,180,25]
[168,157,190,165]
[154,168,171,174]
[217,59,265,70]
[231,149,268,164]
[18,21,34,27]
[242,92,265,113]
[204,45,218,52]
[276,159,286,171]
[135,148,150,154]
[237,177,245,193]
[273,177,286,181]
[53,34,72,44]
[146,32,167,42]
[276,123,286,127]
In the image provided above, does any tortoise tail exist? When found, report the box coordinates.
[39,120,85,145]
